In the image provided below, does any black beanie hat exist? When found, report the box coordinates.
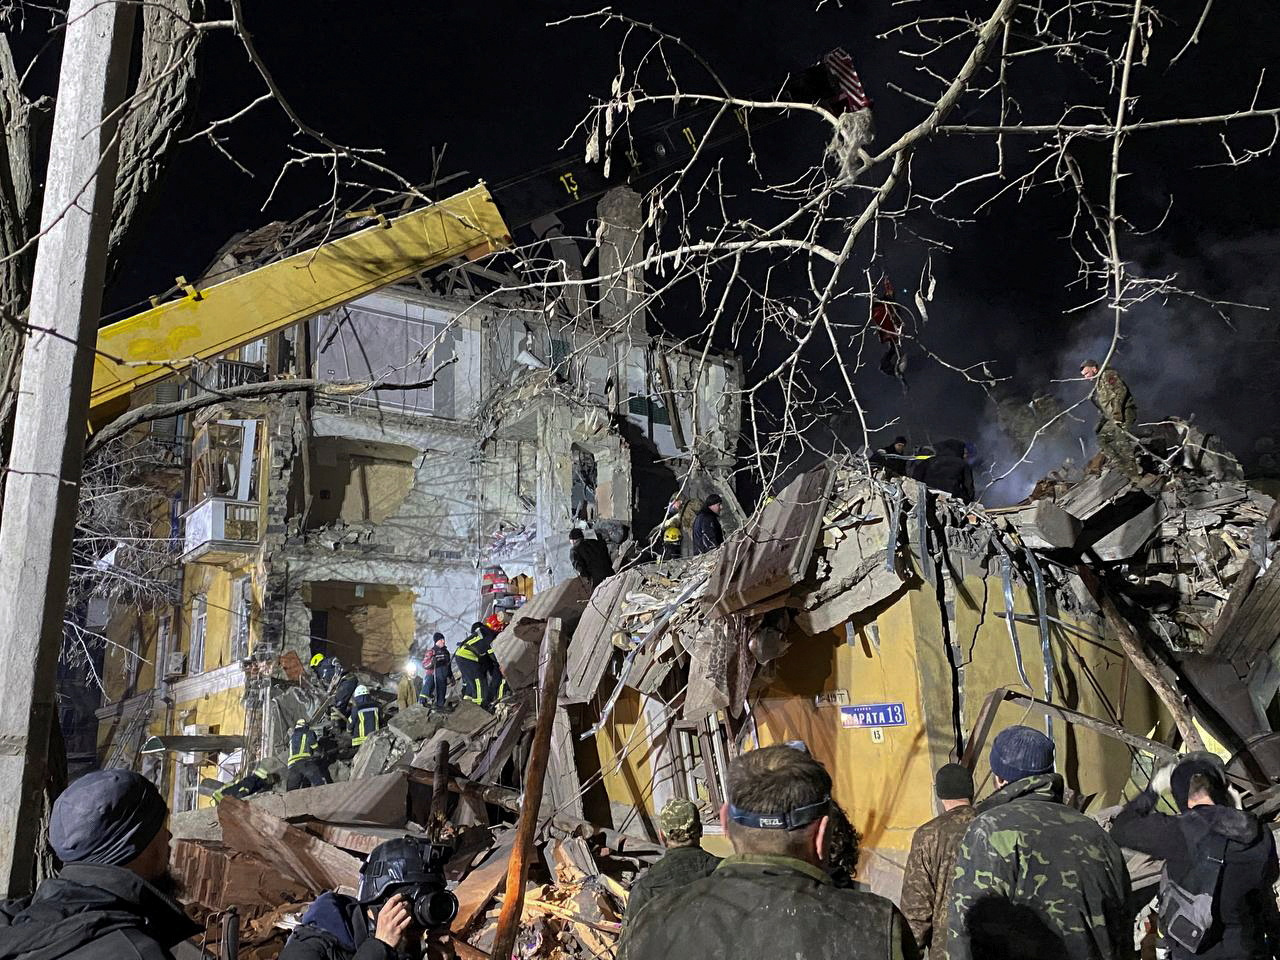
[50,769,167,866]
[935,763,974,800]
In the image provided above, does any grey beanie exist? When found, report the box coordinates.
[50,769,168,866]
[990,725,1055,784]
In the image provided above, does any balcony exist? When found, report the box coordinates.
[213,359,268,391]
[182,497,260,565]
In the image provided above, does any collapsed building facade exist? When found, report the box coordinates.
[93,186,743,813]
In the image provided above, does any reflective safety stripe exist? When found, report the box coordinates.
[462,678,485,704]
[352,707,380,746]
[288,730,313,766]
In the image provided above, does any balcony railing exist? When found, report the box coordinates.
[181,497,260,564]
[213,359,268,391]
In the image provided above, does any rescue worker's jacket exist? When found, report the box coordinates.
[212,765,271,804]
[288,726,318,767]
[349,694,381,746]
[456,627,495,662]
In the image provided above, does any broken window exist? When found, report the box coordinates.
[174,762,199,814]
[189,595,207,675]
[190,419,259,504]
[231,577,251,661]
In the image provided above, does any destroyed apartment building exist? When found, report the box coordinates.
[92,185,744,814]
[137,438,1280,959]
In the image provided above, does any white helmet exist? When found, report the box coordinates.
[354,684,370,697]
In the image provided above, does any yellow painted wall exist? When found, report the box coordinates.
[594,687,659,814]
[181,558,262,673]
[173,685,247,809]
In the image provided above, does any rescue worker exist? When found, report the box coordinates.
[418,633,453,710]
[691,494,725,554]
[280,838,454,960]
[871,436,911,476]
[622,798,720,930]
[619,745,917,960]
[286,719,330,791]
[912,439,975,502]
[569,529,614,588]
[948,725,1131,960]
[212,763,276,803]
[658,496,685,560]
[0,770,199,960]
[350,685,382,747]
[455,622,493,707]
[331,666,360,727]
[1110,752,1280,960]
[674,493,703,557]
[1081,357,1153,489]
[900,763,977,958]
[311,652,342,687]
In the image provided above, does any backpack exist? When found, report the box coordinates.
[1159,830,1229,953]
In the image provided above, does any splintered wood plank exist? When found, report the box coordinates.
[564,569,641,704]
[451,829,517,934]
[707,466,834,615]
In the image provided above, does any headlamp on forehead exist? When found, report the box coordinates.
[727,796,830,831]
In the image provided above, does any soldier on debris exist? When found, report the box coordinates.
[286,719,331,790]
[1110,752,1280,960]
[1081,358,1155,490]
[0,770,199,960]
[947,725,1132,960]
[418,633,453,711]
[569,528,615,589]
[899,763,977,958]
[619,744,918,960]
[871,436,911,477]
[622,798,720,931]
[281,838,456,960]
[349,685,382,747]
[691,494,725,554]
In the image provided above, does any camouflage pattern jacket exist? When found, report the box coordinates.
[900,804,977,956]
[1092,368,1137,429]
[621,845,720,932]
[947,774,1133,960]
[620,854,919,960]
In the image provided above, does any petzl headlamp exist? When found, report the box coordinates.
[727,796,830,831]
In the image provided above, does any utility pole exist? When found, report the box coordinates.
[0,0,137,896]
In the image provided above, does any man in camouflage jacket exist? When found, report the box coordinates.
[1081,358,1146,486]
[622,798,720,930]
[900,764,978,957]
[948,726,1132,960]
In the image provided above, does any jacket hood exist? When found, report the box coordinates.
[295,892,366,953]
[1188,803,1262,844]
[978,772,1065,812]
[0,863,199,960]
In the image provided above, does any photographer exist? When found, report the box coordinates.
[281,838,457,960]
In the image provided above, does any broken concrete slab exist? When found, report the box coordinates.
[795,521,904,636]
[1092,500,1166,561]
[441,700,496,738]
[350,727,408,779]
[387,704,444,743]
[493,576,592,689]
[452,828,517,935]
[410,728,471,772]
[1058,469,1133,521]
[275,770,410,825]
[1014,498,1083,550]
[218,795,363,895]
[564,569,642,705]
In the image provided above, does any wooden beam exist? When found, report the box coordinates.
[430,738,451,840]
[491,619,566,960]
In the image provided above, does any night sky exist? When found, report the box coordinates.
[68,2,1280,497]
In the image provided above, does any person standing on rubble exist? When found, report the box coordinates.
[948,725,1131,960]
[455,622,493,708]
[350,685,383,748]
[691,494,725,554]
[281,838,452,960]
[622,798,720,932]
[619,744,918,960]
[418,633,453,711]
[1110,752,1280,960]
[0,770,199,960]
[570,528,615,589]
[287,718,331,790]
[911,439,976,502]
[899,763,977,958]
[1081,358,1157,491]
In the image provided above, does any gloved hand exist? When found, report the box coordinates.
[1149,762,1174,796]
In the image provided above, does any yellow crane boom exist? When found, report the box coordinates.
[89,183,510,425]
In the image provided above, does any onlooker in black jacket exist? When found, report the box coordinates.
[692,494,725,554]
[569,529,614,588]
[912,439,976,502]
[1111,752,1280,960]
[0,770,199,960]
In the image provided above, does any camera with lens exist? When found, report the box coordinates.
[358,837,459,931]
